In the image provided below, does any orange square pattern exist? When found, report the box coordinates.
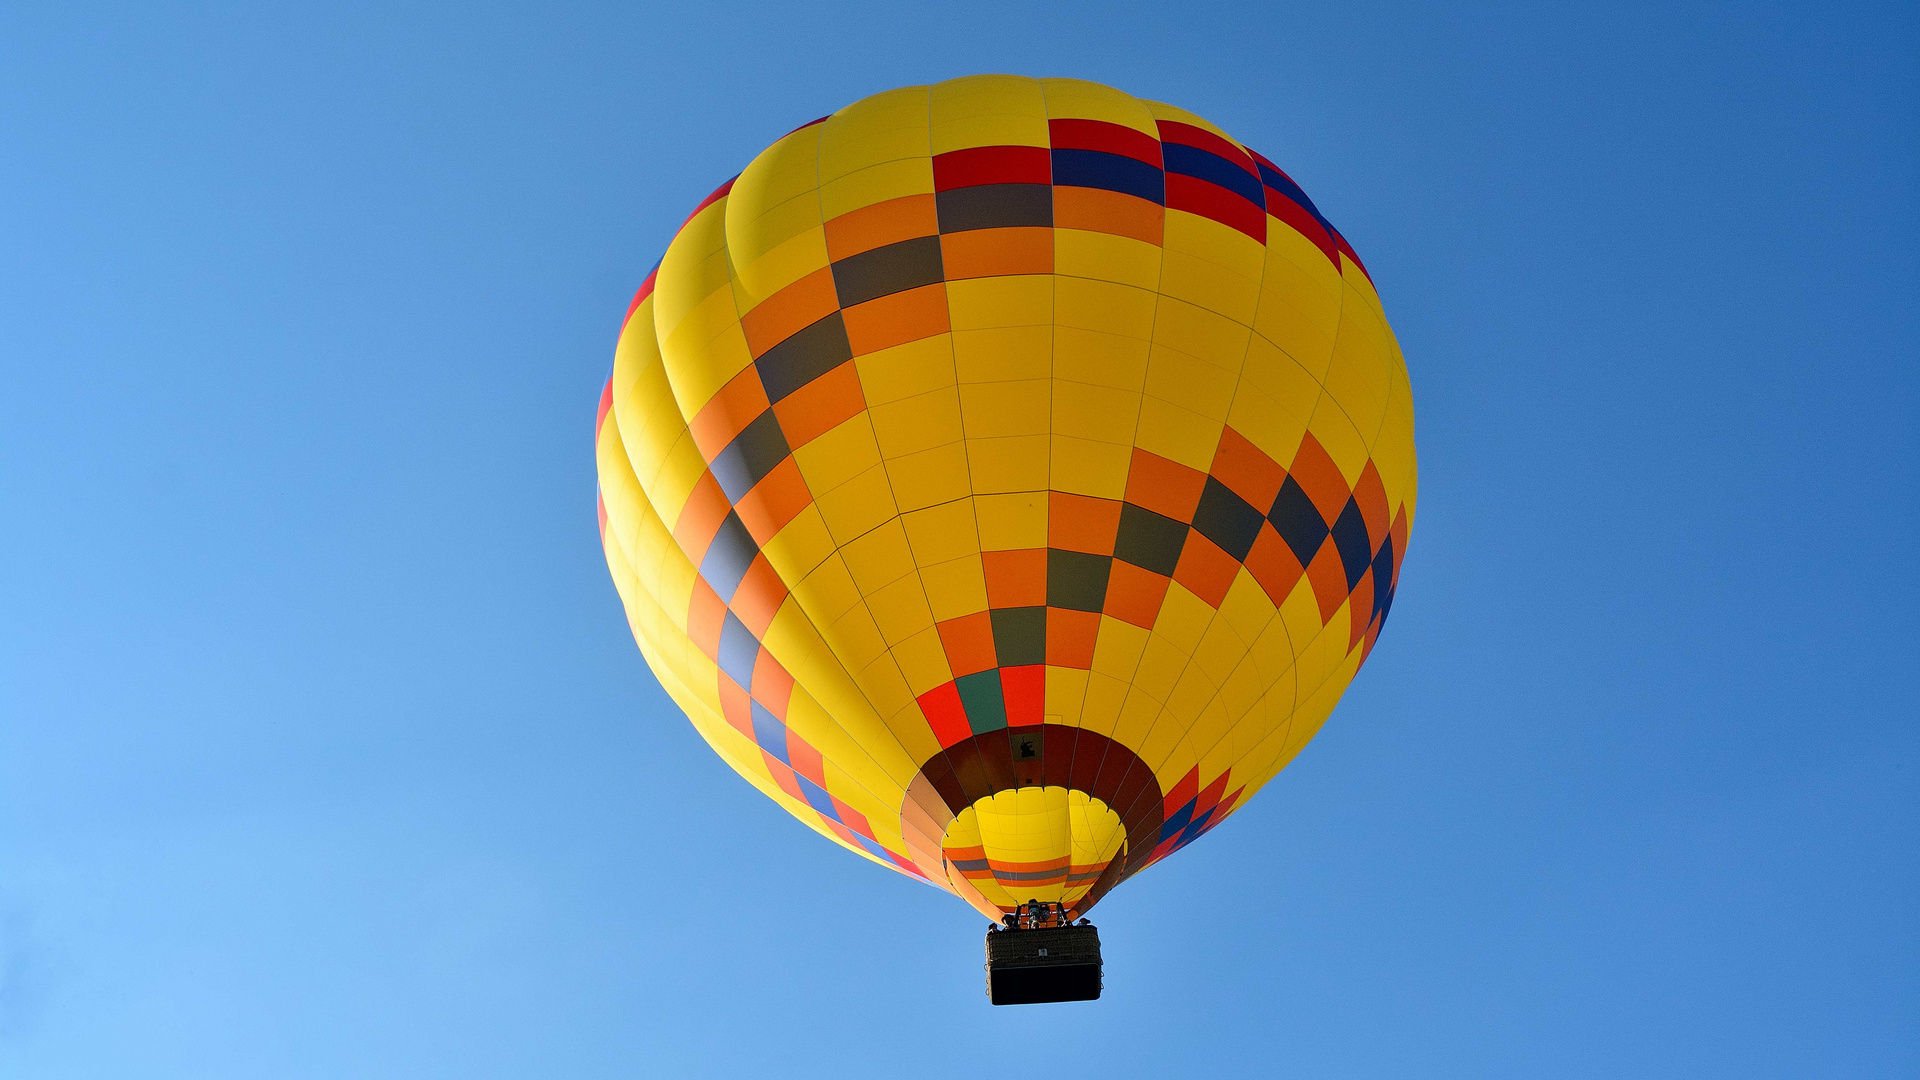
[741,266,839,357]
[1048,491,1121,554]
[686,577,728,658]
[1353,461,1392,544]
[749,649,796,715]
[1305,542,1350,624]
[671,470,732,564]
[1103,560,1171,628]
[1053,187,1164,246]
[982,548,1047,608]
[940,227,1054,279]
[1241,524,1305,607]
[1125,448,1206,521]
[734,457,814,546]
[1045,608,1101,667]
[689,366,773,460]
[936,612,998,676]
[719,676,753,739]
[824,194,938,261]
[843,283,951,355]
[1173,531,1240,608]
[772,360,867,449]
[730,553,790,637]
[1210,426,1286,511]
[1288,433,1351,524]
[787,733,827,789]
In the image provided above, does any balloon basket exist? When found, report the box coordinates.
[984,923,1103,1005]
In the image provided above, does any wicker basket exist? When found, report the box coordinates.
[985,925,1103,1005]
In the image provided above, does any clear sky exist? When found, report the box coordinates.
[2,2,1914,1077]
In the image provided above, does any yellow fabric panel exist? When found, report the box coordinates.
[734,220,829,309]
[1055,228,1162,290]
[1142,99,1243,146]
[1079,669,1130,736]
[855,335,956,405]
[839,518,917,594]
[1324,290,1395,442]
[1052,379,1141,445]
[652,204,734,350]
[1039,77,1159,135]
[967,434,1049,493]
[1144,341,1241,421]
[972,491,1046,550]
[1054,326,1150,391]
[919,553,987,621]
[1159,230,1265,324]
[791,414,882,495]
[869,386,962,457]
[818,85,931,181]
[948,275,1053,331]
[1134,394,1223,471]
[884,443,972,512]
[1089,617,1150,685]
[819,158,934,220]
[1373,363,1420,513]
[1049,434,1132,499]
[727,125,822,261]
[929,74,1049,153]
[952,324,1051,383]
[1308,393,1372,486]
[813,464,897,541]
[1044,665,1091,723]
[891,624,954,696]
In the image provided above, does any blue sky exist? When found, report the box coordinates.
[2,2,1914,1076]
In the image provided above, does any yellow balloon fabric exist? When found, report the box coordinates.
[595,76,1416,920]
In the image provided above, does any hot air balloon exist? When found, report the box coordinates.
[594,76,1415,1003]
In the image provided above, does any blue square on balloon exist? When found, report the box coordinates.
[717,611,760,689]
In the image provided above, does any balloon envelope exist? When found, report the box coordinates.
[595,76,1416,920]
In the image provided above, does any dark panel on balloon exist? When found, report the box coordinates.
[709,410,792,502]
[1114,503,1189,576]
[1331,496,1374,591]
[936,183,1054,233]
[830,235,945,307]
[755,311,852,403]
[1041,725,1077,788]
[1191,476,1265,561]
[1046,550,1112,612]
[1268,475,1330,565]
[989,607,1046,667]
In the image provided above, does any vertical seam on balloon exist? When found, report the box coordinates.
[706,158,848,850]
[1274,231,1351,731]
[1096,135,1278,856]
[604,459,830,846]
[909,81,984,897]
[792,108,927,844]
[872,82,971,806]
[1033,77,1090,743]
[789,117,949,870]
[678,152,924,872]
[1213,251,1369,795]
[1050,91,1165,879]
[1036,78,1097,742]
[1108,128,1287,842]
[1079,94,1177,846]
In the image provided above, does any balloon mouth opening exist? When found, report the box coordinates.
[896,723,1168,921]
[940,786,1127,912]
